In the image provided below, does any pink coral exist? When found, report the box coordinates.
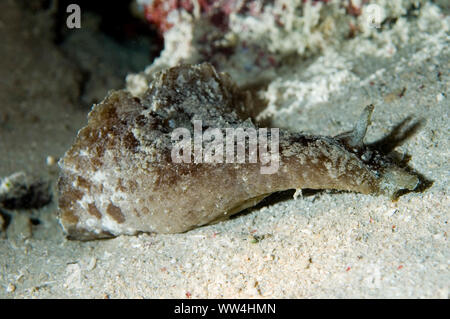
[143,0,264,33]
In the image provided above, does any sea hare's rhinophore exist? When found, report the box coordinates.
[58,63,418,240]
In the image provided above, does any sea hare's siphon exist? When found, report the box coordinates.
[58,63,419,240]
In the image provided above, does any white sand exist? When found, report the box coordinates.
[0,0,448,298]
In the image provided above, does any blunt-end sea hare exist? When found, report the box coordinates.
[58,63,418,240]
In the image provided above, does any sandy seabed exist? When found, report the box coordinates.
[0,0,448,298]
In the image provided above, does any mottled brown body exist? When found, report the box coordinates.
[58,63,418,240]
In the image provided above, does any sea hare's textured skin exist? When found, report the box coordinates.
[58,63,418,240]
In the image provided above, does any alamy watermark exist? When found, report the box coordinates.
[365,4,382,29]
[65,2,383,30]
[171,120,280,174]
[66,4,81,29]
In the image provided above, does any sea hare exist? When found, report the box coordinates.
[58,63,418,240]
